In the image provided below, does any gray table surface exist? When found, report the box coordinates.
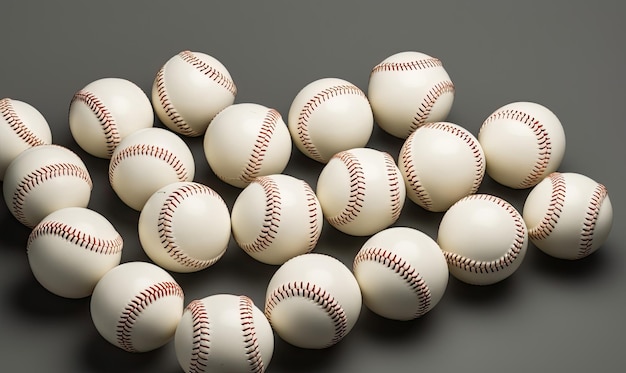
[1,1,624,372]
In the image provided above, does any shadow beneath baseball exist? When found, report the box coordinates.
[269,336,345,373]
[9,272,90,319]
[356,305,439,343]
[78,331,180,373]
[526,243,613,283]
[444,274,519,306]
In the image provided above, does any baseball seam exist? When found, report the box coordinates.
[371,57,443,73]
[179,50,237,96]
[354,247,432,317]
[0,98,48,148]
[579,183,608,258]
[70,91,121,156]
[481,109,552,188]
[185,299,211,373]
[116,281,184,352]
[234,108,281,185]
[154,66,199,137]
[443,194,526,273]
[264,281,348,348]
[410,81,455,136]
[239,295,265,373]
[401,122,485,211]
[527,172,566,241]
[238,176,282,254]
[383,152,404,222]
[28,220,123,255]
[12,163,93,227]
[326,151,366,227]
[109,144,190,183]
[303,182,322,252]
[296,84,367,162]
[157,183,227,268]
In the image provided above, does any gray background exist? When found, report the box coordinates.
[1,1,624,372]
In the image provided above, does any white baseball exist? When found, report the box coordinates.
[138,181,231,272]
[231,174,323,265]
[152,50,237,137]
[437,194,529,285]
[3,144,92,228]
[523,172,613,260]
[90,261,185,353]
[69,77,154,158]
[367,51,455,139]
[0,98,52,180]
[287,77,374,163]
[203,103,292,188]
[109,127,195,210]
[316,147,406,236]
[175,294,274,373]
[27,207,123,298]
[478,101,566,189]
[353,227,449,321]
[264,253,362,349]
[399,122,486,212]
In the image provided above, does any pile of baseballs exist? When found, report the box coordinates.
[0,49,614,372]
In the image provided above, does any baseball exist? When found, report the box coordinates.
[69,77,154,159]
[437,194,529,285]
[353,227,449,321]
[367,51,455,139]
[175,294,274,373]
[399,122,486,212]
[264,253,362,349]
[90,261,185,353]
[27,207,123,298]
[316,147,406,236]
[287,77,374,163]
[478,101,566,189]
[203,103,292,188]
[109,127,195,210]
[138,181,231,272]
[152,50,237,137]
[231,174,323,265]
[0,97,52,180]
[523,172,613,260]
[3,144,92,228]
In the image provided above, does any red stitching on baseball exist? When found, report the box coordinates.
[383,152,403,222]
[109,144,190,183]
[28,220,122,255]
[235,108,281,185]
[185,299,211,373]
[303,181,322,252]
[354,247,431,317]
[481,109,552,188]
[527,172,566,241]
[399,131,432,210]
[154,66,199,137]
[326,151,366,227]
[12,163,93,227]
[158,183,227,268]
[579,183,608,258]
[178,50,237,96]
[443,195,526,273]
[264,281,348,348]
[410,81,455,136]
[70,91,121,156]
[296,84,366,162]
[0,98,47,148]
[116,281,184,352]
[371,57,443,73]
[239,295,265,373]
[238,176,281,254]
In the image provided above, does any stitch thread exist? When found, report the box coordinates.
[527,173,566,240]
[28,220,122,255]
[326,151,366,227]
[70,91,121,156]
[371,57,443,73]
[238,176,281,254]
[109,144,190,184]
[185,299,211,373]
[579,183,608,258]
[1,98,48,148]
[409,81,455,137]
[239,295,265,373]
[354,247,431,317]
